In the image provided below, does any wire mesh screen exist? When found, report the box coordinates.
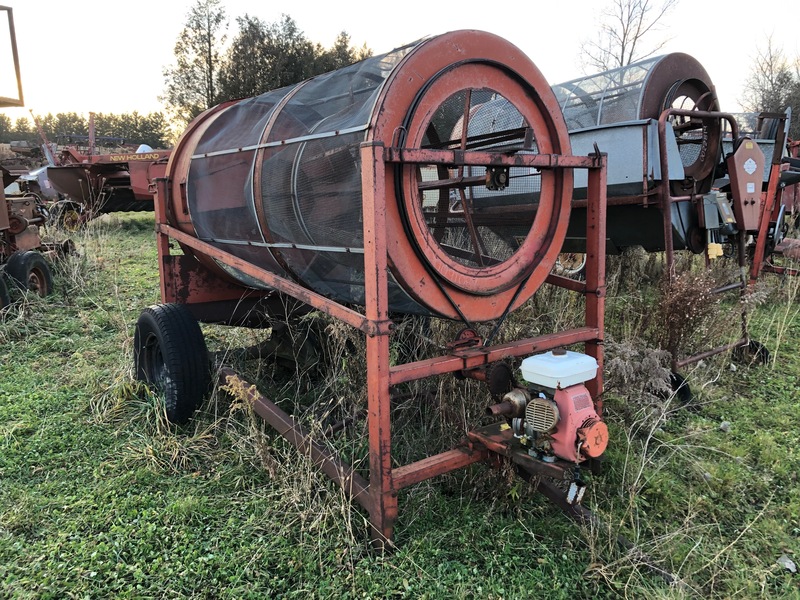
[552,58,659,131]
[256,45,422,310]
[179,31,569,318]
[188,91,288,279]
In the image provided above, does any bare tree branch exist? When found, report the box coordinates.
[581,0,679,73]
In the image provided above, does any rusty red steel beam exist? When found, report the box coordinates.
[218,367,372,508]
[545,272,587,293]
[467,423,576,481]
[583,155,608,408]
[384,147,599,169]
[673,337,748,370]
[360,142,398,547]
[392,446,488,490]
[763,264,800,276]
[389,326,601,386]
[157,223,384,336]
[750,162,785,284]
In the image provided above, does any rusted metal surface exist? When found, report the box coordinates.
[149,31,609,546]
[388,327,601,386]
[1,194,47,260]
[158,222,378,335]
[657,108,738,276]
[467,422,576,480]
[46,148,171,217]
[392,447,488,490]
[219,367,371,505]
[774,238,800,260]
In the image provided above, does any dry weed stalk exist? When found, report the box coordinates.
[761,267,800,366]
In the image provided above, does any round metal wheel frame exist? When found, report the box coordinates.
[133,303,210,424]
[371,31,573,320]
[554,252,587,278]
[54,202,84,231]
[638,53,721,194]
[5,250,53,297]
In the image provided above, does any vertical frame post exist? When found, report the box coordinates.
[360,142,397,548]
[153,178,173,304]
[584,154,608,413]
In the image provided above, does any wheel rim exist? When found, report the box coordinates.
[143,333,169,390]
[556,252,586,276]
[62,208,82,230]
[27,267,49,296]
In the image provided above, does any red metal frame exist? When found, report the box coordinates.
[154,142,607,547]
[653,108,800,370]
[750,116,797,281]
[654,108,793,369]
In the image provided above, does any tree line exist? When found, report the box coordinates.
[0,111,170,149]
[164,0,798,141]
[160,1,371,127]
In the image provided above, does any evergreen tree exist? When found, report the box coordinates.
[217,15,371,103]
[160,0,227,126]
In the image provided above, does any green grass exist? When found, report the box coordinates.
[1,213,799,598]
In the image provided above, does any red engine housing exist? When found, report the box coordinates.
[550,384,608,463]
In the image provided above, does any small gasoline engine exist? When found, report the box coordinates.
[498,349,608,466]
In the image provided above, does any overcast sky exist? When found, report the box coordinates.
[1,0,798,125]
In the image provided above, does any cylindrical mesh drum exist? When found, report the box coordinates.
[551,53,720,192]
[167,30,573,321]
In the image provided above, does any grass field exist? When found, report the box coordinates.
[1,213,798,599]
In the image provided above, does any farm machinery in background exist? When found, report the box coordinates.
[764,135,800,268]
[548,55,800,375]
[4,110,171,227]
[0,6,63,310]
[45,144,170,226]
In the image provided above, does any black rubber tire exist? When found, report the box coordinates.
[5,251,54,297]
[670,371,693,404]
[133,303,210,424]
[734,340,771,366]
[0,276,10,310]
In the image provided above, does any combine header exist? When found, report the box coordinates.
[134,30,609,546]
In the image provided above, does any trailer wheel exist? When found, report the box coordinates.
[5,251,54,297]
[733,340,770,366]
[554,252,587,279]
[670,371,693,404]
[0,276,10,310]
[134,303,210,424]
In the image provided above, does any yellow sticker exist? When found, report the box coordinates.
[745,141,753,149]
[499,423,511,431]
